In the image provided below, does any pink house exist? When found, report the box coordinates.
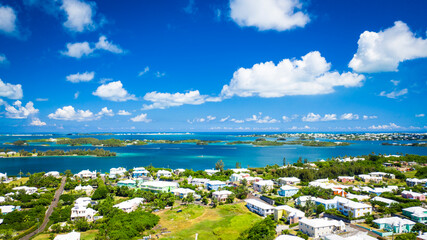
[402,190,426,201]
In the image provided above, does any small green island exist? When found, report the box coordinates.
[0,148,116,158]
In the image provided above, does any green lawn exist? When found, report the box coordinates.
[157,203,262,240]
[404,170,417,178]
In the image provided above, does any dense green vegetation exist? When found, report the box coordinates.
[7,148,116,157]
[237,216,276,240]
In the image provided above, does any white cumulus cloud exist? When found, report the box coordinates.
[61,0,96,32]
[48,106,95,121]
[230,0,310,31]
[97,107,114,117]
[93,81,136,102]
[221,51,365,98]
[0,5,17,35]
[118,110,131,116]
[5,100,39,119]
[349,21,427,73]
[302,113,321,122]
[61,36,124,59]
[379,88,408,99]
[130,113,151,123]
[415,114,424,118]
[340,113,359,120]
[142,90,215,110]
[363,115,378,120]
[30,118,46,126]
[66,71,95,83]
[0,79,23,99]
[369,123,400,130]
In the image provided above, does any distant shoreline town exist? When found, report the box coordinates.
[0,153,426,239]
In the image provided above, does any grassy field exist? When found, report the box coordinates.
[155,203,262,240]
[404,170,417,178]
[8,177,29,186]
[33,230,98,240]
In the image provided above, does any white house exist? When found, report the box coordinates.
[188,177,210,186]
[406,178,427,187]
[205,169,220,175]
[54,231,81,240]
[370,172,395,179]
[335,197,372,218]
[109,167,127,178]
[0,205,20,215]
[174,169,185,175]
[346,193,370,201]
[373,217,415,233]
[278,177,300,185]
[212,190,233,202]
[245,199,275,217]
[299,218,345,238]
[71,205,97,222]
[113,198,144,213]
[296,196,316,207]
[75,170,97,179]
[274,205,305,223]
[156,170,172,178]
[75,197,92,208]
[230,168,250,173]
[372,196,398,207]
[44,171,60,177]
[13,186,37,194]
[229,173,250,182]
[75,185,94,194]
[324,232,376,240]
[171,188,196,198]
[0,173,7,181]
[253,180,274,192]
[358,174,382,183]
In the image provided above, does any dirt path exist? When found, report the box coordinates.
[20,176,66,240]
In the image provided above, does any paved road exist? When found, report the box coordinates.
[20,177,66,240]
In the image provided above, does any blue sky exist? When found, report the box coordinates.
[0,0,426,133]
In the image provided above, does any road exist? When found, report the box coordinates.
[20,176,66,240]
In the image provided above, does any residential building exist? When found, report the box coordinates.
[139,181,178,193]
[346,193,370,201]
[245,199,275,217]
[156,170,172,178]
[372,197,398,207]
[299,218,345,238]
[174,169,185,175]
[0,172,7,181]
[253,180,274,192]
[71,205,97,222]
[44,171,60,177]
[229,173,250,182]
[358,174,382,183]
[188,177,210,186]
[171,188,196,198]
[337,176,355,183]
[373,217,415,233]
[0,205,20,215]
[244,176,263,183]
[109,167,127,178]
[75,185,94,194]
[274,205,305,223]
[206,180,226,191]
[117,180,136,188]
[54,231,81,240]
[75,170,97,179]
[278,185,299,197]
[212,190,233,202]
[406,178,427,187]
[13,186,37,194]
[230,168,250,173]
[113,198,144,213]
[370,172,395,179]
[278,177,300,185]
[205,169,220,175]
[369,186,396,196]
[296,196,316,207]
[324,232,376,240]
[132,167,150,178]
[74,197,94,208]
[0,196,5,203]
[335,197,372,218]
[402,190,426,201]
[402,207,427,224]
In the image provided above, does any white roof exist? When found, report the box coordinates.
[280,185,299,191]
[325,232,376,240]
[0,205,16,213]
[299,218,345,228]
[113,198,144,210]
[54,231,81,240]
[157,170,172,174]
[373,217,415,226]
[275,235,304,240]
[372,197,397,205]
[403,206,427,217]
[402,190,424,197]
[254,180,274,186]
[335,197,371,209]
[207,180,226,185]
[275,205,305,217]
[171,188,195,194]
[212,190,233,196]
[118,180,136,184]
[141,181,178,187]
[346,193,370,201]
[230,168,250,173]
[245,198,274,210]
[279,177,300,181]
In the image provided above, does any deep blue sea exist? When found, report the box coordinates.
[0,133,426,175]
